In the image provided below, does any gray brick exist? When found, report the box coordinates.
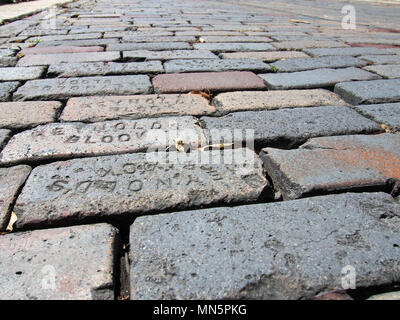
[353,103,400,131]
[272,40,347,50]
[360,54,400,65]
[304,47,393,57]
[107,42,191,51]
[334,79,400,104]
[35,38,120,47]
[0,165,31,230]
[220,51,310,61]
[13,75,151,101]
[271,56,367,72]
[28,33,102,42]
[260,67,380,90]
[129,192,400,299]
[201,106,380,147]
[0,223,119,299]
[0,129,10,151]
[0,116,205,165]
[198,36,272,42]
[0,66,45,81]
[0,82,20,102]
[364,65,400,79]
[193,42,275,52]
[123,50,218,60]
[13,149,268,229]
[164,59,271,73]
[121,35,196,42]
[48,61,163,77]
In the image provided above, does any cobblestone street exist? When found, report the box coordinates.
[0,0,400,300]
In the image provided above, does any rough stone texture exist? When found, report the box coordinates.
[0,81,20,102]
[352,103,400,131]
[0,223,119,300]
[201,106,380,147]
[13,149,268,229]
[0,101,61,130]
[260,67,381,90]
[334,79,400,105]
[260,133,400,200]
[364,65,400,79]
[21,46,104,55]
[35,39,120,47]
[28,33,103,43]
[198,36,272,43]
[0,57,18,67]
[153,71,266,93]
[13,75,151,101]
[193,42,275,52]
[129,192,400,299]
[272,40,347,50]
[0,165,31,231]
[0,66,45,81]
[122,36,196,42]
[0,116,205,165]
[61,94,215,122]
[123,50,218,60]
[304,47,393,57]
[212,89,347,115]
[271,56,367,72]
[220,50,310,61]
[48,61,164,77]
[368,292,400,300]
[360,54,400,65]
[0,129,11,151]
[164,59,271,73]
[17,51,120,66]
[107,42,191,51]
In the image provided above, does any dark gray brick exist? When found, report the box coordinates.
[129,192,400,299]
[353,103,400,131]
[364,65,400,79]
[123,50,218,60]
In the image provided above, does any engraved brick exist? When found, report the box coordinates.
[260,133,400,199]
[193,42,275,52]
[0,223,119,299]
[21,46,104,55]
[48,61,163,77]
[13,149,269,229]
[260,68,381,90]
[17,51,120,66]
[123,50,218,60]
[0,66,45,81]
[129,192,400,299]
[164,59,271,73]
[13,75,151,101]
[0,101,61,130]
[0,116,205,165]
[334,79,400,104]
[153,71,265,93]
[212,89,347,115]
[0,165,31,230]
[220,51,310,61]
[61,94,215,122]
[201,106,380,147]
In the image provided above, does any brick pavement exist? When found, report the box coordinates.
[0,0,400,300]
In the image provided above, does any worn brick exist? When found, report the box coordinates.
[360,54,400,65]
[193,42,275,52]
[17,51,120,66]
[0,101,61,130]
[272,40,347,50]
[164,59,271,73]
[364,65,400,79]
[122,35,196,42]
[153,71,265,93]
[175,31,244,36]
[35,38,120,47]
[198,36,272,43]
[353,103,400,131]
[220,50,310,61]
[48,61,163,77]
[260,133,400,199]
[28,33,102,43]
[0,57,17,67]
[0,129,10,151]
[129,192,400,299]
[0,66,45,81]
[61,94,215,122]
[260,67,380,90]
[0,165,31,230]
[21,46,104,55]
[201,106,380,147]
[334,79,400,104]
[13,148,268,229]
[304,47,393,57]
[13,75,151,101]
[0,223,119,299]
[123,50,218,60]
[212,89,347,115]
[271,56,367,72]
[0,116,205,165]
[107,42,191,51]
[0,82,20,102]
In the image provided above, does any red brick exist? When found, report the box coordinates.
[152,71,266,93]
